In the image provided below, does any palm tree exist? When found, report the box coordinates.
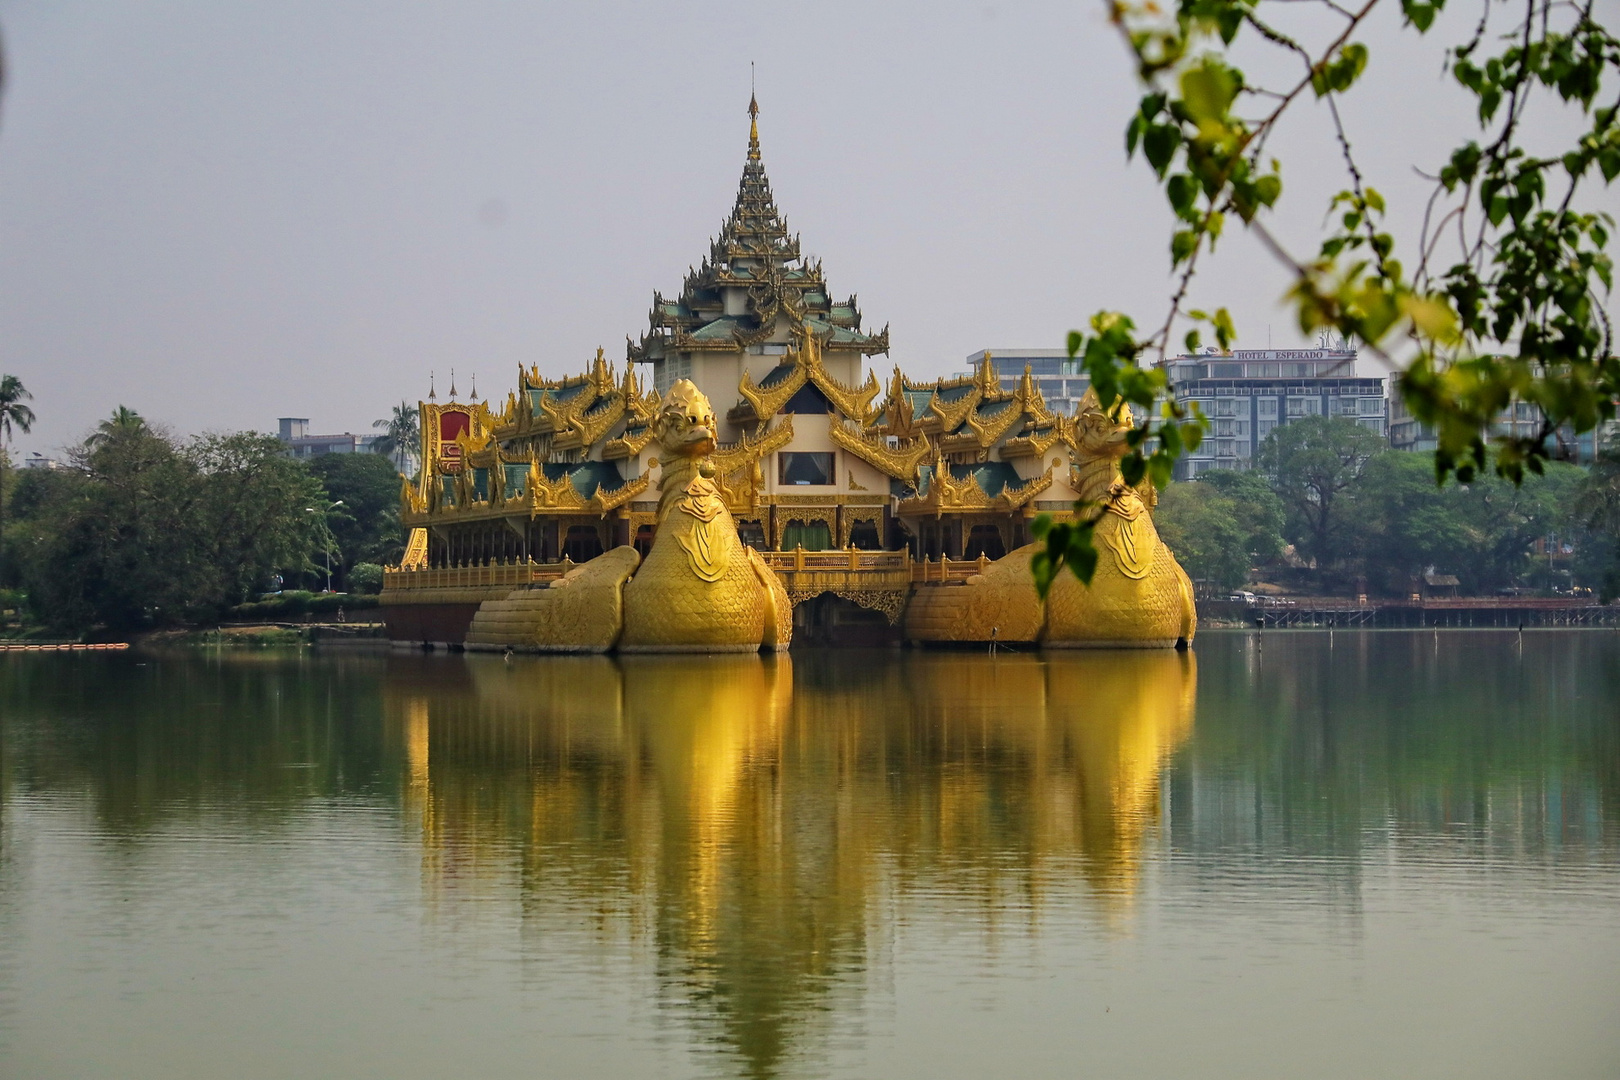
[372,401,421,474]
[83,405,145,449]
[0,375,37,588]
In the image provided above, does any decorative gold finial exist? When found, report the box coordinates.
[448,367,458,400]
[428,371,436,401]
[747,73,760,160]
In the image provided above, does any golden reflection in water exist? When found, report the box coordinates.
[381,649,1194,1076]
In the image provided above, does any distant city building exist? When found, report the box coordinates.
[276,418,381,459]
[1390,395,1608,462]
[21,452,67,470]
[1385,394,1433,454]
[962,350,1090,416]
[1167,345,1387,478]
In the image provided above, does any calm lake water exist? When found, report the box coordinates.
[1,631,1617,1079]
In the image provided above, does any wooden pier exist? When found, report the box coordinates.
[1239,597,1619,629]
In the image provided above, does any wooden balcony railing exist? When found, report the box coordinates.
[909,555,994,583]
[755,548,910,573]
[382,560,571,591]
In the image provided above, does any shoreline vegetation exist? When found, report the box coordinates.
[140,624,389,650]
[1,407,402,639]
[4,405,1620,646]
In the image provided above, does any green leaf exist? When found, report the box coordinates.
[1171,229,1198,265]
[1254,174,1282,207]
[1333,44,1369,92]
[1062,524,1099,586]
[1031,518,1099,596]
[1181,419,1205,452]
[1181,61,1240,124]
[1125,114,1144,156]
[1402,0,1437,31]
[1167,173,1198,218]
[1598,147,1620,182]
[1143,124,1180,177]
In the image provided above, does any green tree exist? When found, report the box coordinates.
[1343,451,1469,593]
[0,374,36,588]
[1037,0,1618,593]
[1257,415,1385,571]
[188,433,334,605]
[1568,448,1620,594]
[1155,481,1253,593]
[1195,468,1287,564]
[371,401,420,474]
[83,406,145,449]
[9,427,326,632]
[306,452,407,583]
[347,562,385,595]
[1347,451,1585,594]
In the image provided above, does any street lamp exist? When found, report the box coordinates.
[304,500,345,592]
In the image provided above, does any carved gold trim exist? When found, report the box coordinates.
[734,329,880,423]
[554,395,627,450]
[998,468,1055,510]
[525,460,587,511]
[589,472,650,513]
[711,415,795,475]
[1000,423,1068,458]
[829,417,932,482]
[603,426,656,460]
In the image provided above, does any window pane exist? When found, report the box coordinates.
[779,452,834,486]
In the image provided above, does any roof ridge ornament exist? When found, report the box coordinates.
[747,85,761,161]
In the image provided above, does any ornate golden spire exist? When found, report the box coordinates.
[748,90,760,160]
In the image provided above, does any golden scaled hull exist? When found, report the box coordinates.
[618,504,790,653]
[904,521,1196,649]
[903,545,1045,644]
[1044,513,1197,649]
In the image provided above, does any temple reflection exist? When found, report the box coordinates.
[381,649,1196,1077]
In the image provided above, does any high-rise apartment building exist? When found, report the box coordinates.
[1167,345,1387,478]
[1390,395,1607,462]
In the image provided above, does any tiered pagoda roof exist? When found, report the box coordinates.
[628,97,889,362]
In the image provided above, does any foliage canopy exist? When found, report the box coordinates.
[5,425,329,631]
[1037,0,1618,594]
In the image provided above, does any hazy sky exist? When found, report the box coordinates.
[0,0,1612,454]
